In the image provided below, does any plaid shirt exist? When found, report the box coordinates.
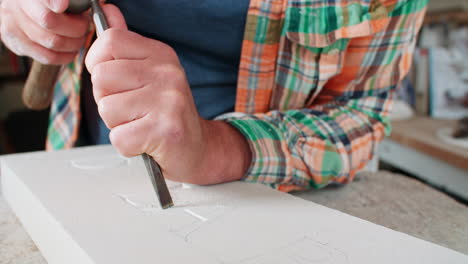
[48,0,428,191]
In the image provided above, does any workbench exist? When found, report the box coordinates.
[1,171,467,263]
[379,116,468,201]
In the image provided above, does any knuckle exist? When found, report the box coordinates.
[97,97,111,119]
[0,24,10,43]
[39,10,57,30]
[8,42,25,56]
[164,89,187,111]
[166,65,186,84]
[1,17,14,36]
[0,3,9,17]
[109,131,126,155]
[106,28,121,38]
[160,44,178,58]
[84,51,94,71]
[40,52,60,64]
[2,39,23,56]
[159,119,184,143]
[103,28,122,45]
[0,1,12,15]
[90,73,100,89]
[43,34,63,49]
[152,63,185,86]
[0,8,27,57]
[161,63,182,76]
[90,65,109,99]
[91,64,105,85]
[110,131,134,157]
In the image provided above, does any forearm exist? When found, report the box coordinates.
[196,120,252,185]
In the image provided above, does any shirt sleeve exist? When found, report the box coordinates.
[217,1,427,192]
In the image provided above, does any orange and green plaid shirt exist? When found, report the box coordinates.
[47,0,428,191]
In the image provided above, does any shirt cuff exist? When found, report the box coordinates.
[216,112,310,191]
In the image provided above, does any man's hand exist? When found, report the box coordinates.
[85,5,251,185]
[0,0,89,64]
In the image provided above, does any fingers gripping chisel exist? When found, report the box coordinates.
[24,0,173,209]
[89,0,174,209]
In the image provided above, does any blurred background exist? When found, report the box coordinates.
[0,44,48,155]
[0,1,467,200]
[378,0,468,203]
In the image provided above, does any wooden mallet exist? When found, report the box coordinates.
[22,0,92,110]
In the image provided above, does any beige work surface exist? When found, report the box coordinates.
[0,148,467,263]
[389,116,468,171]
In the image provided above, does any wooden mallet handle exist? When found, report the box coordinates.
[22,61,61,110]
[21,0,91,110]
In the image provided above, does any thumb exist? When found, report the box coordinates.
[101,4,128,30]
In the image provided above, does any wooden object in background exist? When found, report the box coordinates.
[389,116,468,171]
[413,49,430,115]
[424,10,468,25]
[379,116,468,200]
[428,0,468,14]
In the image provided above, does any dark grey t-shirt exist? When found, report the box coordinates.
[81,0,249,145]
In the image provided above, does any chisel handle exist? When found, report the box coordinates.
[22,61,61,110]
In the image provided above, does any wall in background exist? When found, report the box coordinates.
[429,0,468,12]
[0,82,26,121]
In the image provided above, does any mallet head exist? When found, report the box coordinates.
[67,0,92,13]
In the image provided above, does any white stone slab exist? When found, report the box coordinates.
[1,145,467,264]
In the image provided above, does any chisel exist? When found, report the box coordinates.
[23,0,174,209]
[90,0,174,209]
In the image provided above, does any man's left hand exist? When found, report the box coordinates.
[85,4,251,184]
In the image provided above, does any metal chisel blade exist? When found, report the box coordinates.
[142,154,174,209]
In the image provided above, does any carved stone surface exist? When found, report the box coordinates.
[0,146,467,263]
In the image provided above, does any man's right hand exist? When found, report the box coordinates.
[0,0,89,65]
